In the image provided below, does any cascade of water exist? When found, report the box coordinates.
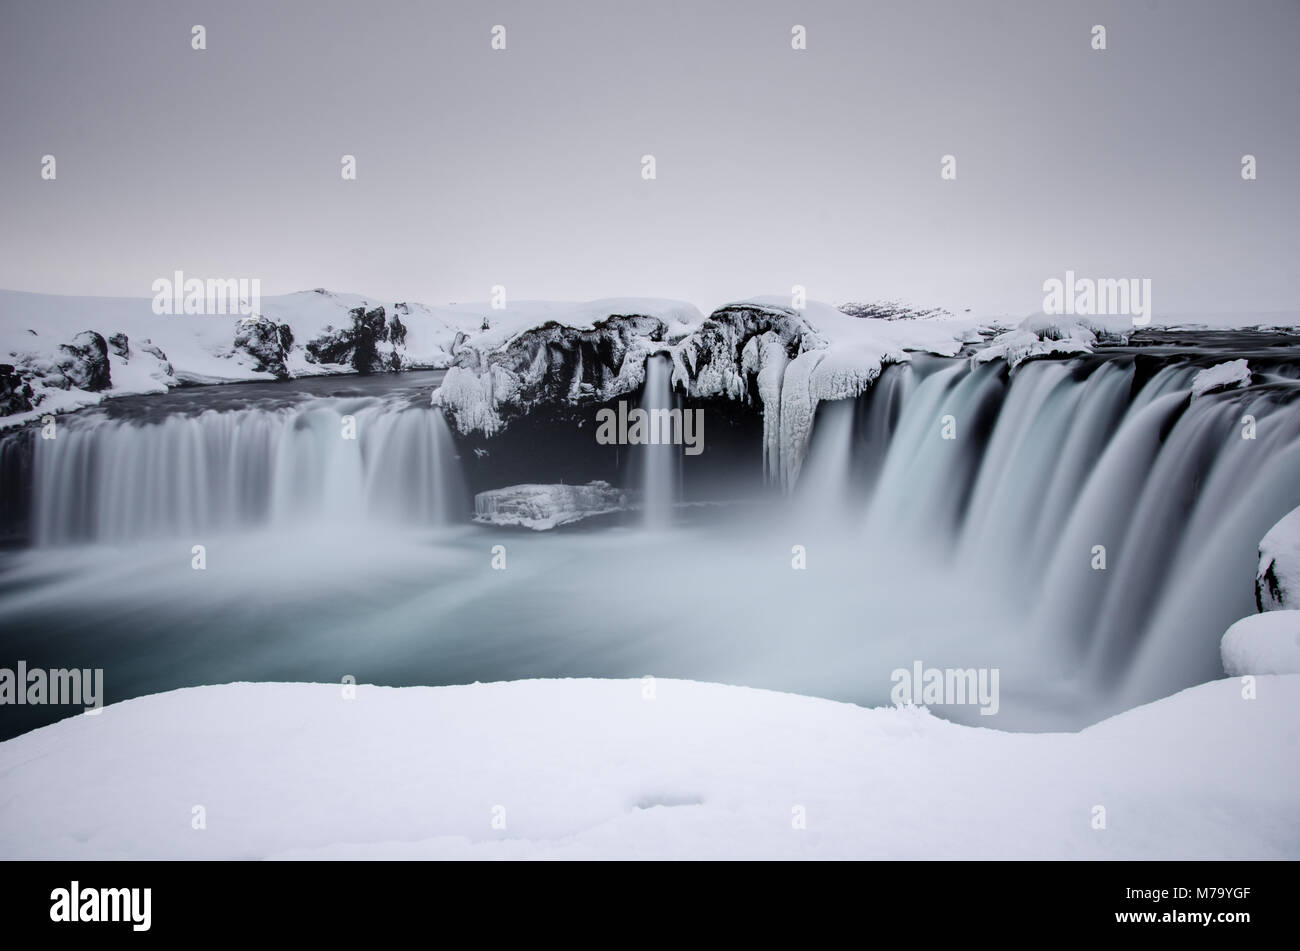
[639,355,678,529]
[792,351,1300,713]
[849,362,916,497]
[863,360,1005,544]
[30,401,467,544]
[793,398,855,525]
[14,341,1300,720]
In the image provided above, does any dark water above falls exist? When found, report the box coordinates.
[2,336,1300,740]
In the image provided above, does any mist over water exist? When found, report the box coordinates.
[3,339,1300,739]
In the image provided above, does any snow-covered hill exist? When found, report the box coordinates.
[0,676,1295,860]
[5,287,1297,467]
[0,288,705,428]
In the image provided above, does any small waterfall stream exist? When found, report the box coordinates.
[638,355,678,529]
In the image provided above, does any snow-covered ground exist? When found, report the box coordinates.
[5,286,1297,437]
[0,288,705,429]
[0,676,1295,860]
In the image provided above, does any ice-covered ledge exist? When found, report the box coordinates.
[0,676,1295,860]
[474,481,628,530]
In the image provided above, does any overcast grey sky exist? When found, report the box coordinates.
[1,0,1296,316]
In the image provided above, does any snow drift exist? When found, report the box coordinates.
[0,676,1295,860]
[1221,612,1300,676]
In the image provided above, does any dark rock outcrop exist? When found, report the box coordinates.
[388,312,407,349]
[434,314,672,435]
[233,318,295,378]
[56,331,111,392]
[305,306,401,375]
[0,365,34,415]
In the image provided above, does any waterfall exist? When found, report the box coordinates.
[794,399,855,525]
[797,353,1300,714]
[639,355,678,529]
[7,341,1300,723]
[29,401,468,544]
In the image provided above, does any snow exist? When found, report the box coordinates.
[1192,359,1251,398]
[667,299,978,488]
[0,676,1295,860]
[449,298,702,357]
[972,321,1099,369]
[1221,613,1300,676]
[474,481,627,530]
[1257,505,1300,611]
[1026,309,1300,332]
[433,365,515,436]
[0,289,701,429]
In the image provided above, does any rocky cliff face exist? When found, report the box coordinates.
[55,331,112,392]
[234,318,295,378]
[305,305,410,375]
[430,301,931,489]
[433,313,674,436]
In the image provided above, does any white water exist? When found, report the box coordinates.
[31,401,467,543]
[796,356,1300,713]
[638,355,678,529]
[6,349,1300,732]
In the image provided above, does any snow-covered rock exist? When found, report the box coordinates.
[0,287,491,427]
[303,305,407,375]
[1192,359,1251,398]
[432,307,695,436]
[474,481,627,530]
[837,300,953,321]
[0,364,34,416]
[0,676,1295,859]
[1257,505,1300,611]
[233,317,295,378]
[668,299,971,487]
[432,297,977,488]
[1221,612,1300,675]
[55,330,111,392]
[971,318,1111,370]
[431,297,987,488]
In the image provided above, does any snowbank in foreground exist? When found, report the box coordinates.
[0,676,1295,860]
[1221,612,1300,675]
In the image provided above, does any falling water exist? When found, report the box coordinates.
[4,342,1300,730]
[639,355,678,529]
[29,401,468,544]
[801,352,1300,715]
[794,399,856,525]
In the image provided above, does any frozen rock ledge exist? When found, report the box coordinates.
[1257,504,1300,611]
[0,677,1296,860]
[474,481,627,530]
